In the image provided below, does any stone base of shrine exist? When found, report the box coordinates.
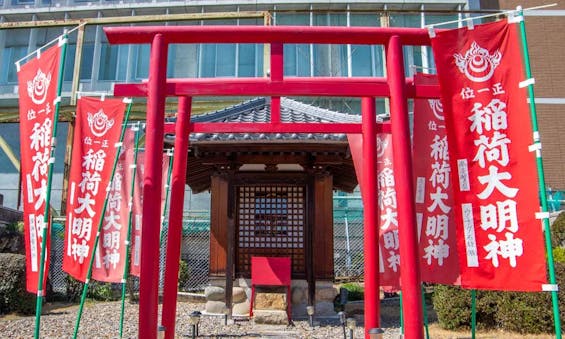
[204,278,338,324]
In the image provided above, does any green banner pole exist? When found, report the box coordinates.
[421,285,429,339]
[33,33,68,339]
[159,148,174,246]
[119,122,142,338]
[72,100,133,339]
[471,289,476,339]
[516,7,562,339]
[399,291,404,336]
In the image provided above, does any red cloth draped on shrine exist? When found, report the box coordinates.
[18,45,61,293]
[63,97,126,282]
[413,73,461,285]
[431,19,547,291]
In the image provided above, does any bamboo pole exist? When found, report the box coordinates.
[119,122,142,339]
[72,100,133,339]
[159,148,174,246]
[421,285,429,339]
[33,33,68,339]
[515,7,562,339]
[471,289,476,339]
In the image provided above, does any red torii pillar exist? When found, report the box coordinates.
[161,97,192,339]
[387,36,424,337]
[140,33,168,339]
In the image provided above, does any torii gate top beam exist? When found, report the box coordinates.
[104,25,433,45]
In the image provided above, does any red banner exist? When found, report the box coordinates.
[18,45,61,293]
[129,150,170,277]
[63,97,126,282]
[91,129,135,282]
[413,73,461,285]
[431,20,547,291]
[348,133,400,289]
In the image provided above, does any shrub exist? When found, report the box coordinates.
[0,253,36,315]
[65,275,84,303]
[178,259,190,290]
[553,247,565,263]
[341,282,364,301]
[496,262,565,334]
[433,262,565,334]
[88,282,120,301]
[433,285,501,331]
[551,212,565,248]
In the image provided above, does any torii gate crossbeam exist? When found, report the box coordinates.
[104,24,435,339]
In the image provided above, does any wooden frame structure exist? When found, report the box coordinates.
[105,24,441,339]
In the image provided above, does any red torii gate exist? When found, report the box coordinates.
[104,25,440,339]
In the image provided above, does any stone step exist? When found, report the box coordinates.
[253,309,289,325]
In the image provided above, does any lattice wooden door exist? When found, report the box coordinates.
[236,184,306,277]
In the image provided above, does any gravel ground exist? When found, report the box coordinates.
[0,300,403,338]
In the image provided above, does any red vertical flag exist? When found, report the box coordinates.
[18,45,61,293]
[413,73,461,285]
[129,150,170,277]
[431,19,547,291]
[63,97,126,282]
[91,129,135,282]
[348,132,400,289]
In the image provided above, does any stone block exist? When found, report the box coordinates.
[315,286,338,302]
[205,300,226,314]
[232,300,251,316]
[232,287,247,303]
[292,302,308,317]
[291,279,308,289]
[315,280,335,289]
[237,278,251,288]
[253,310,289,325]
[314,301,336,316]
[205,286,225,301]
[254,292,287,310]
[291,286,306,304]
[344,300,364,315]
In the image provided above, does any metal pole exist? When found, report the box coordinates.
[34,34,67,339]
[139,33,168,339]
[516,8,562,339]
[161,97,192,339]
[387,35,424,339]
[362,97,379,338]
[344,212,351,272]
[73,101,133,339]
[119,122,142,338]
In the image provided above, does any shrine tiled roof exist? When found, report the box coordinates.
[168,97,362,143]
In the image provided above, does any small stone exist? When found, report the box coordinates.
[205,300,226,314]
[232,287,247,303]
[205,286,225,301]
[232,300,251,316]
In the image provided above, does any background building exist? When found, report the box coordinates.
[0,1,562,222]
